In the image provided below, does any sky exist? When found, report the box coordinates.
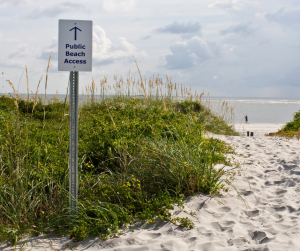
[0,0,300,98]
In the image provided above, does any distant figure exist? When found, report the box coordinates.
[245,115,248,124]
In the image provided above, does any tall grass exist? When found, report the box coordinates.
[128,125,234,196]
[0,62,238,245]
[44,51,53,103]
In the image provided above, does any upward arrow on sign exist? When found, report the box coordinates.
[69,26,82,40]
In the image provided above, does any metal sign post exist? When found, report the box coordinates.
[69,71,79,216]
[58,19,92,218]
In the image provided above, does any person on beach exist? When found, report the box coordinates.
[245,115,248,124]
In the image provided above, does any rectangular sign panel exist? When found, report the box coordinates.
[58,19,93,71]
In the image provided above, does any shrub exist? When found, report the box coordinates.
[267,109,300,138]
[0,95,237,244]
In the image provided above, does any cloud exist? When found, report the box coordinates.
[93,25,147,65]
[142,35,151,40]
[222,44,237,53]
[102,0,135,12]
[1,36,56,70]
[220,22,257,37]
[209,0,241,11]
[24,2,88,19]
[39,51,58,61]
[38,37,58,61]
[165,36,219,69]
[155,21,202,34]
[0,43,39,68]
[281,67,300,87]
[0,0,31,5]
[265,7,300,28]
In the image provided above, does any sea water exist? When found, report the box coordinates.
[204,97,300,124]
[5,94,300,124]
[74,96,300,124]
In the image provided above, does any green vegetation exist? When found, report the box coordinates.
[171,217,195,229]
[267,110,300,138]
[0,77,238,245]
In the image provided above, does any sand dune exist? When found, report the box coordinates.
[2,124,300,251]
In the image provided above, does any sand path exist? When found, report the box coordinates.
[234,123,284,137]
[2,125,300,251]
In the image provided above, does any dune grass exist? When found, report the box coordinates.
[267,110,300,139]
[0,68,238,245]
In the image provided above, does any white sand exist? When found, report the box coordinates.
[234,123,284,137]
[2,124,300,251]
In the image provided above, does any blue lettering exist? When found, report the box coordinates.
[64,59,87,64]
[65,51,86,57]
[65,44,86,50]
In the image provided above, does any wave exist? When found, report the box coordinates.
[206,98,300,105]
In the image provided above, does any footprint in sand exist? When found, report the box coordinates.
[272,206,286,212]
[284,179,297,187]
[264,169,277,174]
[265,178,289,186]
[286,205,297,213]
[249,230,266,241]
[210,222,235,232]
[217,206,231,213]
[227,237,251,247]
[241,190,254,196]
[282,164,298,171]
[244,209,260,217]
[291,170,300,175]
[196,229,217,238]
[137,232,162,240]
[274,189,288,195]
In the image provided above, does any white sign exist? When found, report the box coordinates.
[58,19,93,71]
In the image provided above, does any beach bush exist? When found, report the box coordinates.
[267,110,300,138]
[0,82,237,244]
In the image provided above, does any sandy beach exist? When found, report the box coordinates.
[2,124,300,251]
[234,123,285,137]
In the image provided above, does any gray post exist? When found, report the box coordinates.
[69,71,79,217]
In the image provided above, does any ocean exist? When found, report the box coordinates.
[3,94,300,124]
[205,97,300,124]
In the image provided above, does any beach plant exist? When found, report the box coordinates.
[125,124,234,196]
[171,217,195,229]
[0,68,238,245]
[267,110,300,138]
